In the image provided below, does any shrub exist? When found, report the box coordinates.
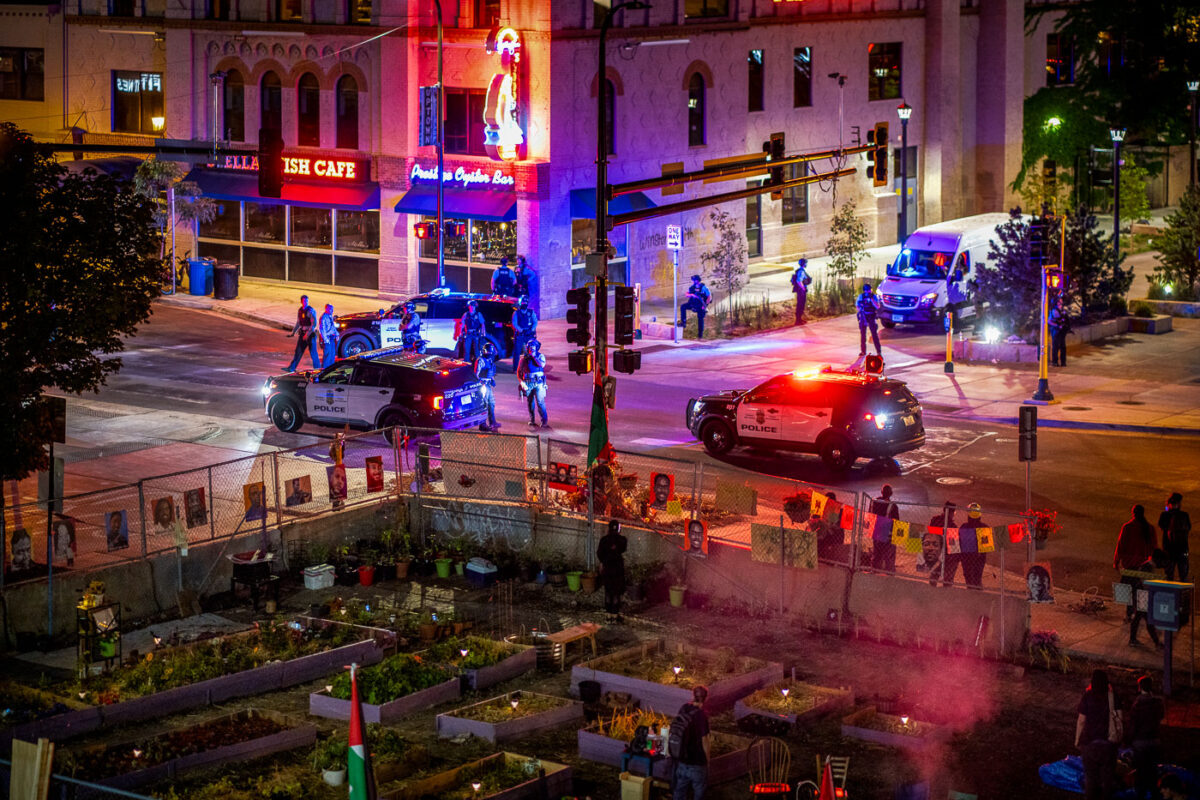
[1129,300,1154,318]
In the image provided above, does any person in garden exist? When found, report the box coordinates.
[1075,668,1119,800]
[596,519,628,623]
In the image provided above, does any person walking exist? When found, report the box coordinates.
[510,295,538,372]
[1049,297,1070,367]
[1128,675,1165,800]
[1115,505,1158,573]
[457,299,486,364]
[491,257,517,297]
[1127,553,1162,648]
[856,281,882,358]
[516,339,549,428]
[1158,492,1191,581]
[475,340,499,432]
[286,295,319,371]
[958,502,988,589]
[513,255,537,308]
[318,303,339,367]
[596,519,628,622]
[870,484,899,572]
[1076,669,1120,800]
[671,685,711,800]
[678,275,712,339]
[790,258,811,325]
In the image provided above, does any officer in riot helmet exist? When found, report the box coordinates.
[510,295,538,372]
[516,338,549,428]
[458,299,485,363]
[401,300,424,352]
[856,281,883,358]
[475,339,499,431]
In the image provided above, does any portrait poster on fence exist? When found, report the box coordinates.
[184,488,207,528]
[105,510,129,552]
[683,518,708,557]
[53,516,76,566]
[151,496,176,533]
[243,482,268,521]
[1026,562,1054,603]
[326,465,348,501]
[9,528,32,572]
[650,473,675,509]
[440,430,526,500]
[547,462,578,492]
[365,456,385,493]
[284,476,313,507]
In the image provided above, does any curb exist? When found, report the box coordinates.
[157,295,293,331]
[922,410,1200,437]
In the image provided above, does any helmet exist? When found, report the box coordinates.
[500,256,509,267]
[481,340,496,356]
[467,299,478,310]
[691,274,702,282]
[967,502,982,518]
[797,258,807,269]
[518,295,529,307]
[527,339,541,352]
[862,281,872,291]
[404,301,415,312]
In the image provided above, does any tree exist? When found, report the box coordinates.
[825,199,868,279]
[1118,156,1150,225]
[0,123,163,481]
[971,210,1044,339]
[1154,185,1200,300]
[699,206,746,332]
[1062,206,1131,314]
[133,156,216,274]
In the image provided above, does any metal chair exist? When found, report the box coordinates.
[816,755,851,796]
[794,780,819,800]
[748,736,791,797]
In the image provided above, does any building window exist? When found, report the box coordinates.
[1098,33,1123,77]
[348,0,371,23]
[336,75,358,150]
[444,88,487,155]
[868,42,902,101]
[687,73,706,147]
[112,71,163,134]
[223,70,244,142]
[420,217,517,266]
[277,0,302,21]
[0,48,44,101]
[198,200,240,240]
[208,0,230,20]
[603,79,616,156]
[260,72,282,132]
[297,73,320,147]
[109,0,135,15]
[748,50,764,113]
[291,206,331,249]
[475,0,500,28]
[1045,33,1074,86]
[684,0,727,19]
[336,210,379,253]
[571,220,626,265]
[245,202,285,244]
[793,47,812,108]
[781,163,809,225]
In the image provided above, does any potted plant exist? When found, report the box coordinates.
[394,527,414,580]
[544,552,568,586]
[358,549,377,587]
[1026,508,1061,550]
[98,631,120,659]
[418,609,440,643]
[311,734,347,787]
[581,571,598,593]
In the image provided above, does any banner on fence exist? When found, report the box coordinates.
[749,523,817,570]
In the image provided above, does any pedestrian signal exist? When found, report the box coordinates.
[614,285,636,346]
[413,222,437,239]
[566,287,592,347]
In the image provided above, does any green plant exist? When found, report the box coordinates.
[972,210,1043,339]
[699,206,747,333]
[329,653,453,705]
[1028,629,1070,672]
[1153,185,1200,301]
[428,636,520,670]
[1130,300,1154,318]
[825,198,869,280]
[448,692,568,723]
[310,733,347,772]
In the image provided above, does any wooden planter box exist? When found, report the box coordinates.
[96,710,316,792]
[840,706,947,752]
[465,645,537,691]
[570,638,782,714]
[436,693,583,743]
[309,677,460,724]
[577,725,753,784]
[379,752,571,800]
[733,681,854,729]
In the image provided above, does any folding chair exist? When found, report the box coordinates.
[748,736,791,797]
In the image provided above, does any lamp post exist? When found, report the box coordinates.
[1110,127,1125,270]
[595,0,650,387]
[1188,81,1198,187]
[896,102,912,242]
[432,0,445,287]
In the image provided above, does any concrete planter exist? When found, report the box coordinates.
[436,692,582,743]
[840,706,947,752]
[570,638,782,713]
[379,752,571,800]
[577,725,753,784]
[464,645,537,691]
[733,681,854,730]
[1126,314,1173,334]
[309,677,460,724]
[1135,299,1200,318]
[954,317,1134,363]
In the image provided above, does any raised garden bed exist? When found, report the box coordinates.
[570,638,781,713]
[3,619,388,750]
[309,653,459,724]
[733,679,854,731]
[427,636,536,691]
[577,708,754,784]
[436,692,582,743]
[379,751,571,800]
[840,705,947,752]
[59,709,315,792]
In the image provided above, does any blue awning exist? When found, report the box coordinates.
[181,168,381,211]
[393,186,517,222]
[569,188,657,219]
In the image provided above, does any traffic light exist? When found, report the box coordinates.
[870,122,888,186]
[613,348,642,374]
[567,349,593,375]
[614,285,636,346]
[763,132,785,200]
[1045,268,1064,292]
[565,287,592,347]
[444,221,466,237]
[1018,405,1037,462]
[258,128,284,198]
[413,221,437,239]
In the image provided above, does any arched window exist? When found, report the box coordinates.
[687,73,705,146]
[604,78,616,156]
[298,72,320,147]
[260,72,282,132]
[336,74,358,150]
[223,69,244,142]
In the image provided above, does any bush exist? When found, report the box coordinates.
[1110,296,1129,316]
[1129,300,1154,318]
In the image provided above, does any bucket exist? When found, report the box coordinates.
[669,585,686,607]
[579,679,602,703]
[435,558,453,578]
[506,632,563,671]
[358,566,375,587]
[566,571,583,592]
[454,561,465,576]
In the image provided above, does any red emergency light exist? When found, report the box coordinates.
[413,222,437,239]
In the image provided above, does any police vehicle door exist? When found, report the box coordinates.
[735,380,786,441]
[782,381,837,442]
[346,362,396,428]
[423,298,463,353]
[305,362,355,423]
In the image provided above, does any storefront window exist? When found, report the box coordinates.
[469,220,516,265]
[571,219,626,265]
[245,202,285,244]
[290,206,331,249]
[335,210,379,253]
[289,251,332,284]
[199,200,240,240]
[420,217,469,261]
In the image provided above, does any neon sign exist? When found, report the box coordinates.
[410,163,515,189]
[284,156,360,180]
[482,27,525,162]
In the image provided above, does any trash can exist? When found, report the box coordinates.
[187,257,215,296]
[214,263,239,300]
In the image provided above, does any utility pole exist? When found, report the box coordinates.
[433,0,445,288]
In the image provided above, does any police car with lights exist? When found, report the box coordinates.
[333,289,519,359]
[685,363,925,471]
[263,346,487,441]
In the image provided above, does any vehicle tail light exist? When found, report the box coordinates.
[433,396,444,410]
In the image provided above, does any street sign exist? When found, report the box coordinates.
[1019,405,1037,462]
[666,225,682,250]
[419,86,438,147]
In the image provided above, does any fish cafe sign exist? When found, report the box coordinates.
[410,164,516,190]
[218,153,369,183]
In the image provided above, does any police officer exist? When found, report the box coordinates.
[945,267,969,332]
[678,274,712,338]
[791,258,811,326]
[856,281,882,358]
[516,339,549,428]
[401,300,424,353]
[286,294,319,371]
[318,303,339,367]
[491,257,517,297]
[458,299,485,363]
[475,339,499,432]
[514,255,537,306]
[1049,298,1069,367]
[510,295,538,372]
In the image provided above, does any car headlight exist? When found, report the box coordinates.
[919,292,939,307]
[262,380,275,398]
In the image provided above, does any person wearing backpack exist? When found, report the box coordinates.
[791,258,812,325]
[669,685,711,800]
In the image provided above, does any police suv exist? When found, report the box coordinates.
[263,347,487,441]
[334,289,519,360]
[685,366,925,471]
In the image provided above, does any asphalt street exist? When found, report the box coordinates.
[27,302,1199,594]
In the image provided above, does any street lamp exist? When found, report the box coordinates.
[1110,127,1125,269]
[1188,80,1198,187]
[432,0,446,287]
[896,101,912,242]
